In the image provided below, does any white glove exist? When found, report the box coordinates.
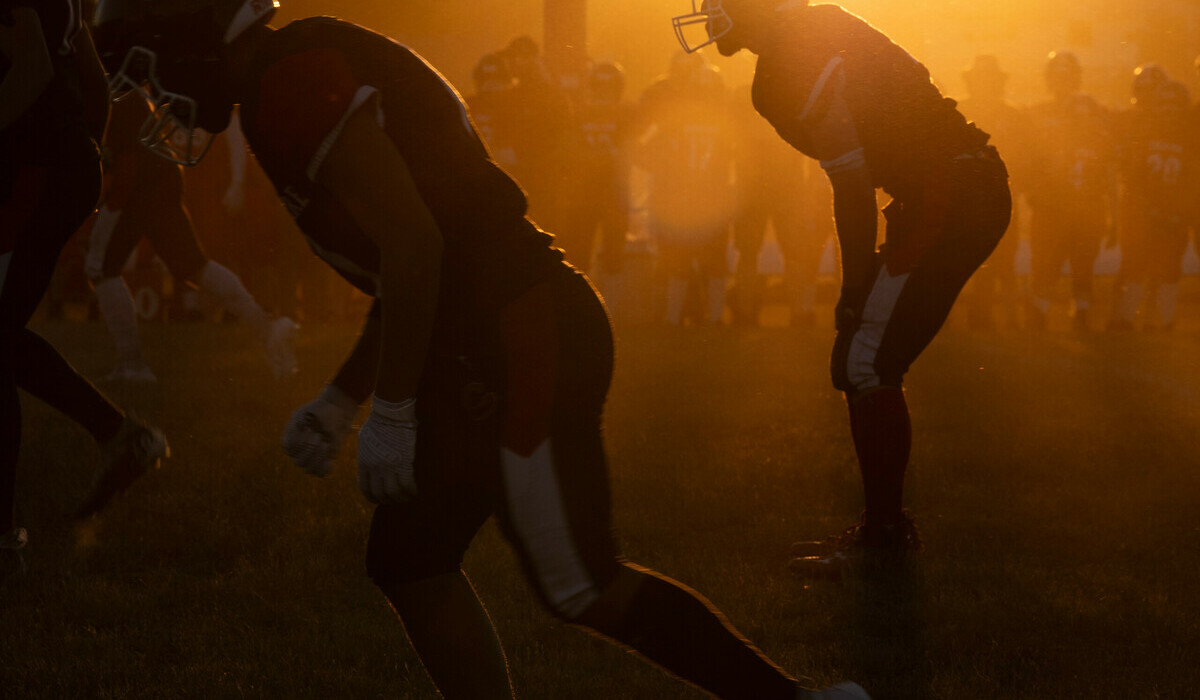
[281,384,359,477]
[357,396,418,505]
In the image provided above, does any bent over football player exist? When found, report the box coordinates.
[674,0,1011,576]
[94,1,868,698]
[2,0,168,579]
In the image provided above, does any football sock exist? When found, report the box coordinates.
[93,276,143,364]
[848,386,911,529]
[199,261,268,334]
[582,565,796,700]
[14,329,124,444]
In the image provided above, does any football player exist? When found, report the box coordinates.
[93,1,868,697]
[673,0,1011,575]
[1110,75,1196,331]
[1,0,168,578]
[1024,50,1117,332]
[85,91,298,382]
[556,61,632,276]
[635,52,738,325]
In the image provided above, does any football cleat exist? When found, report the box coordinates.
[75,416,170,520]
[798,681,872,699]
[264,317,299,379]
[1,527,29,582]
[788,512,921,579]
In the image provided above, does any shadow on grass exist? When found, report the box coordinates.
[840,557,932,700]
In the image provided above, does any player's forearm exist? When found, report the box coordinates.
[828,167,878,292]
[330,301,382,404]
[373,237,442,403]
[0,9,54,132]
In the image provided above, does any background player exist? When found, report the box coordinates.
[1024,50,1117,332]
[94,1,869,697]
[85,91,297,382]
[674,0,1011,575]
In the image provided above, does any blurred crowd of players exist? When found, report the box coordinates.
[39,35,1200,339]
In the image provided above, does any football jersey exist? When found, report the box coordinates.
[1025,94,1115,210]
[750,4,988,202]
[0,0,89,162]
[237,18,561,306]
[1117,108,1195,220]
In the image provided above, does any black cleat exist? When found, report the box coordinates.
[788,512,922,579]
[75,417,169,520]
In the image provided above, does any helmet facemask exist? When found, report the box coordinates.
[107,45,217,166]
[672,0,733,54]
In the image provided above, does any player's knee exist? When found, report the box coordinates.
[365,537,464,590]
[566,563,650,631]
[364,507,471,589]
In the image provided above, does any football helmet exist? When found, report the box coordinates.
[1044,50,1082,98]
[672,0,806,55]
[588,61,626,104]
[92,0,278,165]
[1131,63,1167,108]
[472,52,513,94]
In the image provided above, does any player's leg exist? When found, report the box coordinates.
[151,177,297,377]
[1067,221,1102,331]
[367,491,513,700]
[365,310,515,698]
[496,266,859,699]
[2,153,100,551]
[797,152,1011,573]
[85,202,156,381]
[1027,210,1063,330]
[730,203,769,326]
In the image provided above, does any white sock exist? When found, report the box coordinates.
[93,276,143,364]
[199,261,267,335]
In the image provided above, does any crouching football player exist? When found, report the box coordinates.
[674,0,1012,575]
[95,1,868,697]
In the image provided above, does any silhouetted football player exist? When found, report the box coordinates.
[86,94,297,382]
[93,1,868,697]
[2,0,168,578]
[674,0,1011,576]
[1025,50,1117,332]
[1110,74,1196,331]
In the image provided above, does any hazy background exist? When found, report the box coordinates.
[275,0,1200,108]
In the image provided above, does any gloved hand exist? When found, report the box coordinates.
[281,384,359,477]
[357,396,418,505]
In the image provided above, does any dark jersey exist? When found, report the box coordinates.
[0,0,89,162]
[1025,94,1115,212]
[237,18,561,306]
[1116,108,1195,221]
[750,4,988,202]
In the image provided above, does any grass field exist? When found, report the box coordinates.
[4,295,1200,699]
